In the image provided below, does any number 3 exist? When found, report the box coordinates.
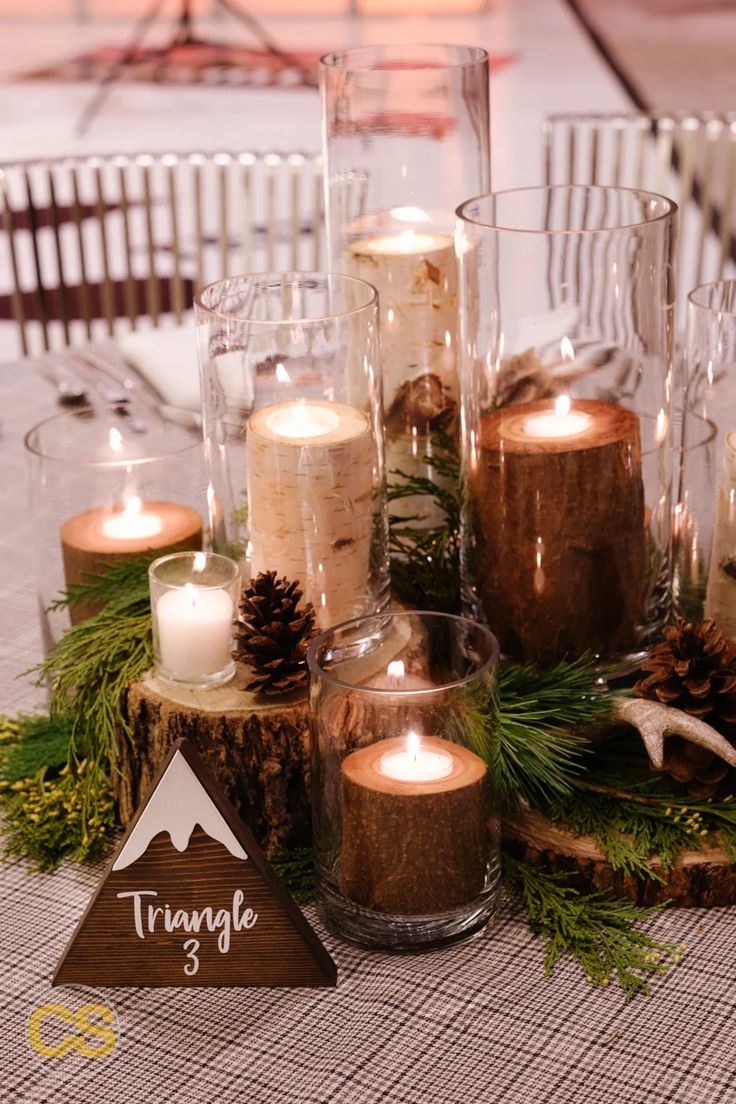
[183,939,200,976]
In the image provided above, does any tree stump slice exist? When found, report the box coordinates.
[117,667,310,857]
[504,806,736,907]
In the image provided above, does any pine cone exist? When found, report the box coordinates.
[233,572,316,697]
[635,618,736,796]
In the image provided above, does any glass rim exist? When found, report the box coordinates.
[194,271,379,326]
[320,43,489,73]
[306,610,499,696]
[456,184,677,236]
[23,404,202,469]
[688,279,736,317]
[149,550,240,590]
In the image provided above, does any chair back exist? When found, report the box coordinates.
[0,150,324,357]
[543,112,736,323]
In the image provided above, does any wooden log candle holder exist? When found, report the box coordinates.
[470,398,646,665]
[118,667,311,857]
[340,735,488,915]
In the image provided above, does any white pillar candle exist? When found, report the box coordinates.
[156,583,234,680]
[705,429,736,637]
[246,399,374,628]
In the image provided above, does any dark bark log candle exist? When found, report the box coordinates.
[340,733,488,916]
[470,396,645,666]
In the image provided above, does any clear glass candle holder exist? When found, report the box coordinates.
[321,44,490,525]
[308,611,501,952]
[24,404,206,650]
[195,272,390,631]
[149,551,240,688]
[457,186,676,668]
[674,280,736,630]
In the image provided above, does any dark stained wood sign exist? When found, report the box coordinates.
[54,739,336,988]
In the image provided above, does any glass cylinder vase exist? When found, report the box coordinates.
[674,280,736,632]
[457,185,676,668]
[321,44,490,525]
[308,610,501,951]
[195,272,389,630]
[25,404,206,650]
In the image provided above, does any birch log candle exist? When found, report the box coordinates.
[346,225,458,525]
[470,395,646,665]
[340,732,488,916]
[60,498,203,624]
[705,429,736,637]
[246,399,373,628]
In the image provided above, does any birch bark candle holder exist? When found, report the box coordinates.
[677,281,736,632]
[196,273,390,630]
[321,44,490,526]
[308,611,501,951]
[457,186,676,667]
[25,406,206,643]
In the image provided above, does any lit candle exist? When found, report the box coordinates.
[340,733,487,915]
[471,397,646,665]
[60,499,203,625]
[246,399,373,628]
[155,583,235,683]
[346,217,458,528]
[99,495,164,541]
[378,730,454,782]
[521,394,592,440]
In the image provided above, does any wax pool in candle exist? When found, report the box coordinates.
[353,229,454,256]
[156,583,234,679]
[378,731,454,783]
[521,395,592,440]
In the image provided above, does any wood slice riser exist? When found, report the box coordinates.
[504,807,736,908]
[117,671,311,857]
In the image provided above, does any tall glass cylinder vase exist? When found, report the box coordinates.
[195,272,389,630]
[675,281,736,632]
[457,186,676,668]
[321,44,490,524]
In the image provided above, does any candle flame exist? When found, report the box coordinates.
[560,336,575,362]
[555,394,571,417]
[109,428,123,453]
[406,730,420,760]
[193,552,207,573]
[275,363,290,384]
[386,660,405,681]
[184,581,196,607]
[123,495,142,518]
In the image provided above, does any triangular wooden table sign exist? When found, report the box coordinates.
[54,738,337,988]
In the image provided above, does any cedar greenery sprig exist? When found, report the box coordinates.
[504,856,685,1001]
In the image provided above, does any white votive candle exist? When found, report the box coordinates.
[156,583,234,680]
[378,731,454,783]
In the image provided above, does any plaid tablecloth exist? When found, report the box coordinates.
[1,362,735,1104]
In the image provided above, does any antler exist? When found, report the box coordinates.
[614,697,736,771]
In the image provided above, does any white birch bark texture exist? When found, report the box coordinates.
[346,232,458,526]
[246,400,374,629]
[705,429,736,637]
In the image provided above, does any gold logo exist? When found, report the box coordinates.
[27,997,118,1060]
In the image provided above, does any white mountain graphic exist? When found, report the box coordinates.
[113,749,248,871]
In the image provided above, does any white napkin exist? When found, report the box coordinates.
[119,320,202,412]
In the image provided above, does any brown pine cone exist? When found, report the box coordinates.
[233,571,316,697]
[635,618,736,797]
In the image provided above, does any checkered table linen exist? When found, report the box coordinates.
[0,364,735,1104]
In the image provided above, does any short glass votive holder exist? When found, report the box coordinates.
[149,551,240,689]
[307,611,501,952]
